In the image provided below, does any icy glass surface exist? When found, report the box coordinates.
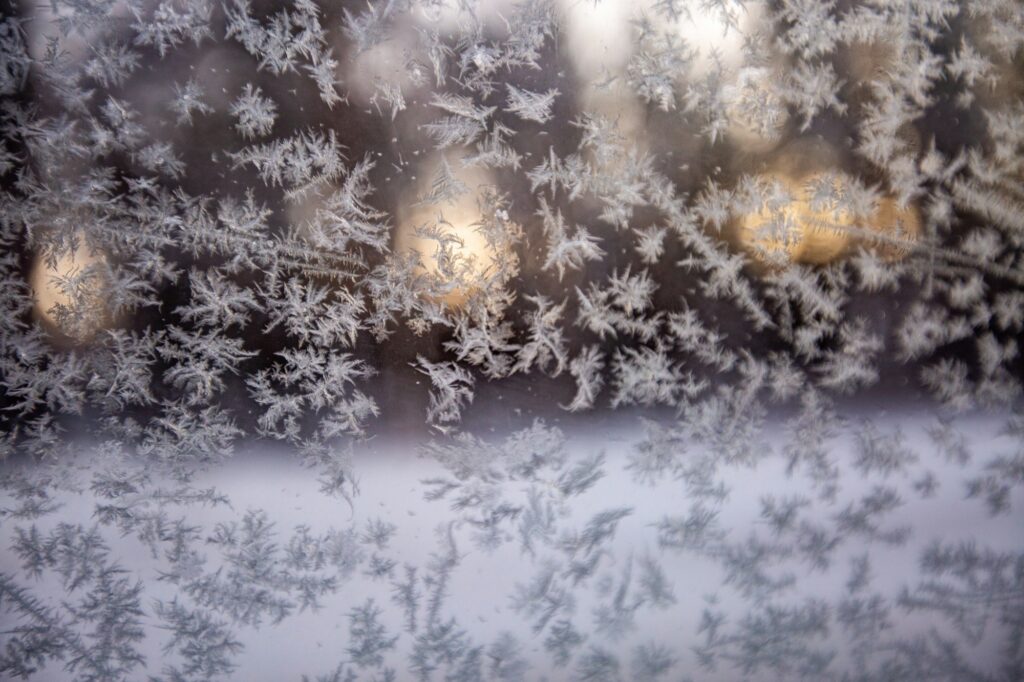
[0,0,1022,680]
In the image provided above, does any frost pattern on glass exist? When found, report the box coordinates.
[0,0,1023,680]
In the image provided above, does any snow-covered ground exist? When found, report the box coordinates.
[3,407,1020,681]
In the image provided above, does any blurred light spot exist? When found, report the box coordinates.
[395,157,495,307]
[740,174,852,266]
[560,0,634,81]
[673,0,756,73]
[739,173,921,267]
[30,236,111,342]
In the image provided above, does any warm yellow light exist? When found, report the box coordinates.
[738,173,920,267]
[394,159,497,308]
[30,236,110,341]
[739,174,852,266]
[403,215,494,308]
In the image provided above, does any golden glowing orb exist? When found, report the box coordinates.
[395,159,498,307]
[738,174,852,266]
[403,215,494,308]
[30,236,111,342]
[738,173,920,267]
